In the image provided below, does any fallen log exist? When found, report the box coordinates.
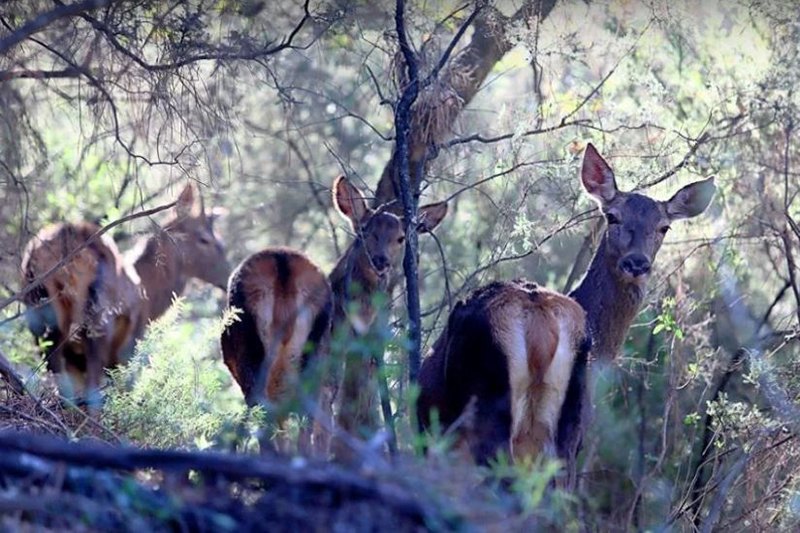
[0,430,462,532]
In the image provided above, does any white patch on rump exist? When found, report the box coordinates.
[502,310,530,446]
[506,312,577,460]
[535,317,577,455]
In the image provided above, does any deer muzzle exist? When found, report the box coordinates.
[619,253,651,278]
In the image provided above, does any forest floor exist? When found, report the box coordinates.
[0,360,550,533]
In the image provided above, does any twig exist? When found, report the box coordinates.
[0,0,114,53]
[699,436,762,533]
[424,1,484,86]
[0,201,176,313]
[0,349,26,396]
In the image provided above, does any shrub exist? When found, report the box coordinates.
[103,299,252,450]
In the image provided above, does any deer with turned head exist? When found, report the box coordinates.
[22,184,230,406]
[221,175,447,456]
[418,143,715,473]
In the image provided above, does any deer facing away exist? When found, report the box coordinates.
[22,184,230,406]
[417,143,715,473]
[220,175,448,456]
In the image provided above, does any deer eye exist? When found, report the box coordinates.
[659,225,671,235]
[605,212,621,225]
[397,235,406,244]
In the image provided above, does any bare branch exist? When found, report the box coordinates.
[0,201,176,313]
[0,0,114,54]
[0,68,81,81]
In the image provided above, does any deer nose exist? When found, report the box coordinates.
[372,255,390,273]
[619,253,651,277]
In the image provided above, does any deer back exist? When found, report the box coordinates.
[418,279,589,465]
[21,222,143,355]
[221,248,332,408]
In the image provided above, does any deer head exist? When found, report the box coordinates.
[332,175,448,285]
[165,183,231,289]
[581,143,716,288]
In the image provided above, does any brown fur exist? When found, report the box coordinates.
[22,222,143,400]
[418,280,588,464]
[221,248,333,456]
[573,143,716,361]
[418,144,714,479]
[554,144,716,481]
[328,176,448,461]
[220,176,448,458]
[21,184,229,404]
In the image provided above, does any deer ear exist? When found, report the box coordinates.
[333,175,369,227]
[175,183,201,218]
[416,201,448,233]
[665,177,716,220]
[581,143,618,206]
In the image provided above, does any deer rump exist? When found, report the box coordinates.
[21,222,143,384]
[221,248,332,408]
[418,279,590,465]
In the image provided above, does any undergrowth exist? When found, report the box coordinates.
[102,299,254,450]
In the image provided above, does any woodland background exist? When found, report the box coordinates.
[1,0,800,531]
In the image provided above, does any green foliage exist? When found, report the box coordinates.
[103,300,250,450]
[653,296,684,339]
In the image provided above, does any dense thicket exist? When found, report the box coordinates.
[2,1,800,530]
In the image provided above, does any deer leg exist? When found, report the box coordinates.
[469,393,513,466]
[297,343,330,458]
[337,351,379,436]
[60,349,86,407]
[83,333,110,412]
[374,351,396,453]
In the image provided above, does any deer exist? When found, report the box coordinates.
[417,143,715,476]
[221,246,332,455]
[21,183,230,407]
[220,175,448,457]
[330,175,447,460]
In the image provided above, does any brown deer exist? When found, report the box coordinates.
[330,176,447,459]
[220,175,447,456]
[22,183,230,406]
[418,143,715,472]
[220,246,332,453]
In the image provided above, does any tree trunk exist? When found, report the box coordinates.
[373,0,559,209]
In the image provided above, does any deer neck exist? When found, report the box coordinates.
[569,237,646,361]
[131,230,187,322]
[329,239,386,335]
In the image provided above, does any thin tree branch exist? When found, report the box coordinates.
[60,0,314,72]
[394,0,423,391]
[0,67,82,81]
[0,201,176,313]
[0,0,115,53]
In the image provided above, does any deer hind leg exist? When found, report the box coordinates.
[467,393,513,465]
[60,350,86,406]
[247,292,277,408]
[299,300,332,458]
[110,315,135,368]
[83,332,112,411]
[496,305,561,462]
[44,284,87,404]
[80,266,114,412]
[513,313,577,462]
[337,347,380,437]
[266,306,317,455]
